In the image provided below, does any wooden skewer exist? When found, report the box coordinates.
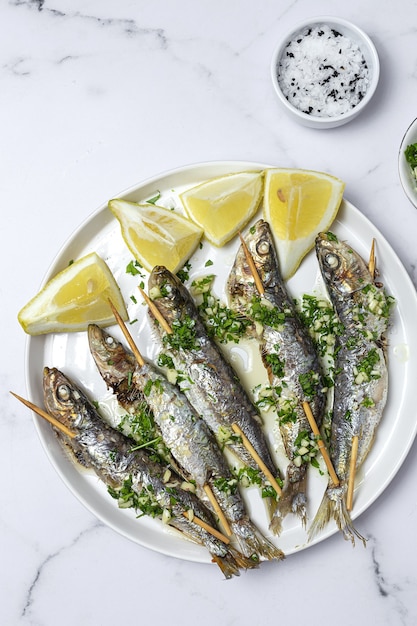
[239,232,265,295]
[182,511,230,544]
[203,485,232,536]
[368,238,376,279]
[302,401,340,487]
[346,435,359,511]
[138,286,173,335]
[108,299,145,366]
[231,423,282,496]
[10,391,77,439]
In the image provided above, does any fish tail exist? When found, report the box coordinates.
[230,519,285,562]
[210,553,241,579]
[308,484,367,547]
[269,464,308,535]
[264,494,279,519]
[211,543,262,577]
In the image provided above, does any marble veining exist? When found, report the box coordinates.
[11,0,170,49]
[21,520,103,620]
[3,1,417,625]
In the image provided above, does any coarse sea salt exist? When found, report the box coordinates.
[277,24,370,118]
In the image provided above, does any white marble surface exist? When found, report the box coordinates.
[2,1,417,624]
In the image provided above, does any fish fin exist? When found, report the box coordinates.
[308,484,367,547]
[228,547,260,571]
[210,553,241,579]
[263,493,279,519]
[269,464,307,535]
[230,519,285,562]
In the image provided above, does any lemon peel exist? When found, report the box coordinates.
[263,168,345,279]
[109,200,203,273]
[18,252,127,335]
[180,171,264,247]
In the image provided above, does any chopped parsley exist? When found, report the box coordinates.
[405,143,417,169]
[213,476,238,495]
[264,347,285,378]
[298,294,344,357]
[126,259,144,276]
[108,476,166,519]
[198,290,250,344]
[117,402,168,461]
[157,353,175,369]
[232,466,282,498]
[293,430,321,470]
[298,369,320,399]
[176,261,192,283]
[354,347,381,383]
[276,396,298,425]
[249,296,286,329]
[361,283,395,319]
[146,191,161,205]
[143,378,164,396]
[191,274,215,295]
[163,315,200,351]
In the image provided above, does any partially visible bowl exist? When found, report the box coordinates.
[399,117,417,208]
[271,16,380,129]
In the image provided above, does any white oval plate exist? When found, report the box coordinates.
[26,161,417,563]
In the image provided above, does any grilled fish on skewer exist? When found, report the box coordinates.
[43,366,257,578]
[147,266,281,506]
[88,325,284,562]
[227,220,326,533]
[84,324,188,480]
[309,233,393,545]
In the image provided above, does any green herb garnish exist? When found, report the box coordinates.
[405,143,417,169]
[146,191,161,205]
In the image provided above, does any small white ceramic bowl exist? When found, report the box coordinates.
[271,16,380,129]
[399,117,417,208]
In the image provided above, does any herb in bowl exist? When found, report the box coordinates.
[405,143,417,183]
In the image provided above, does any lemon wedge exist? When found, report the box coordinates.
[109,200,203,273]
[180,171,263,246]
[264,168,345,279]
[18,252,128,335]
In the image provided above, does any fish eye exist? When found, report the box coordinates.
[257,240,270,255]
[325,253,340,269]
[57,384,71,401]
[105,336,115,347]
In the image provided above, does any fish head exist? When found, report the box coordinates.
[315,232,372,297]
[245,220,278,284]
[228,220,281,310]
[43,367,87,430]
[88,324,135,385]
[148,266,186,325]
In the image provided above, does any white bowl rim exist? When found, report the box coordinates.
[398,116,417,208]
[270,15,380,125]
